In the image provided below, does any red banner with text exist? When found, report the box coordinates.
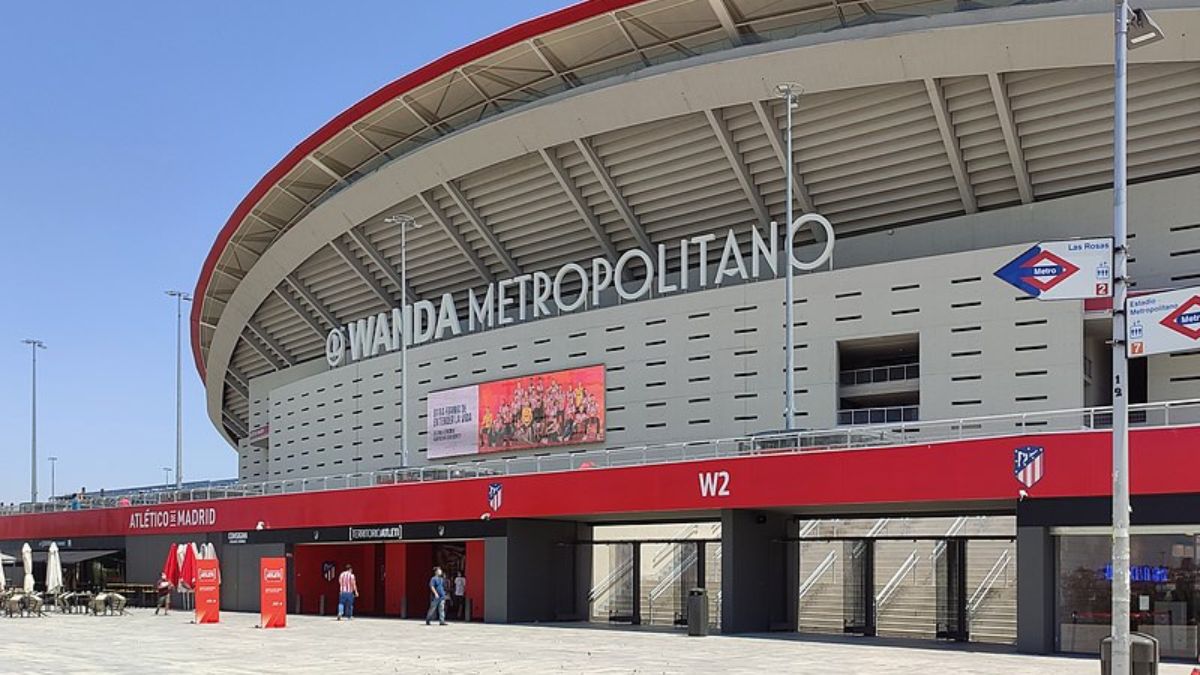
[194,559,220,624]
[260,557,287,628]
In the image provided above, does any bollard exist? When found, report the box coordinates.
[319,594,325,616]
[401,596,408,619]
[465,598,472,622]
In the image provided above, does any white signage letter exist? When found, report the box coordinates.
[615,249,654,301]
[497,279,516,326]
[553,263,588,312]
[691,233,717,288]
[468,285,495,332]
[656,244,677,294]
[532,271,553,318]
[715,230,749,284]
[591,258,613,307]
[434,292,462,339]
[752,221,779,278]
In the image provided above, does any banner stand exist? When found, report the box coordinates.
[194,559,220,624]
[259,557,287,629]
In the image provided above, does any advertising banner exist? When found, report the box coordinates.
[259,557,287,629]
[1126,287,1200,357]
[428,365,605,459]
[995,238,1113,300]
[194,558,220,624]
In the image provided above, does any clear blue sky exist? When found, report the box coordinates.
[0,1,566,504]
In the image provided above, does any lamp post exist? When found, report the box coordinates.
[21,339,46,503]
[774,83,803,431]
[165,290,192,490]
[162,467,172,487]
[48,456,58,500]
[1111,4,1164,673]
[383,214,420,467]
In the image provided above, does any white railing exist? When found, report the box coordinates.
[797,550,839,604]
[929,516,969,568]
[5,398,1198,517]
[967,549,1013,619]
[839,363,920,386]
[647,545,699,622]
[875,551,920,613]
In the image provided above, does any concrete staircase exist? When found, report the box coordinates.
[966,539,1016,644]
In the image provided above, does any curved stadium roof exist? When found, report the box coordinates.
[193,0,1200,443]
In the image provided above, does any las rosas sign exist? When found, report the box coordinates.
[326,216,835,367]
[994,238,1113,300]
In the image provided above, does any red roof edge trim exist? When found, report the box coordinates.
[191,0,644,385]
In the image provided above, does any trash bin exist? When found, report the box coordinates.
[687,588,709,637]
[1100,632,1160,675]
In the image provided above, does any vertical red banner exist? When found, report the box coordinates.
[194,558,221,624]
[260,557,287,628]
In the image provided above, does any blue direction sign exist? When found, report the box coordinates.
[994,238,1113,301]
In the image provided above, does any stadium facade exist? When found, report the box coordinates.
[4,0,1200,658]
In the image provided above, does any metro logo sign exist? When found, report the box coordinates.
[1021,250,1079,293]
[1126,287,1200,357]
[1161,296,1200,340]
[995,238,1112,300]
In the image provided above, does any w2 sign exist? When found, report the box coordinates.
[698,471,731,497]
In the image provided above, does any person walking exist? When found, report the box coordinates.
[336,564,358,621]
[425,566,447,625]
[453,571,467,620]
[154,573,173,615]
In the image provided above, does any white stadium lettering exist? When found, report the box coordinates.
[325,221,836,367]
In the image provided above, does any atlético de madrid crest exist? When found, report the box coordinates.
[1013,445,1045,489]
[488,483,503,512]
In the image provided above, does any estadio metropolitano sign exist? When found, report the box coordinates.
[326,217,835,367]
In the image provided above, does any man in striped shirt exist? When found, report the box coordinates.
[336,564,358,621]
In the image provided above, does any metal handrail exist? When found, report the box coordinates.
[875,551,919,612]
[5,398,1199,517]
[653,524,699,568]
[588,555,634,606]
[967,549,1013,618]
[797,520,821,539]
[647,546,699,622]
[930,516,969,567]
[797,550,838,603]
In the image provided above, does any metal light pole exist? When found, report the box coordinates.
[21,339,46,502]
[162,467,172,487]
[774,83,803,430]
[1111,5,1164,672]
[48,456,58,499]
[384,214,420,467]
[165,290,192,490]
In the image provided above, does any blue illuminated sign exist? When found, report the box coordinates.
[1102,563,1169,583]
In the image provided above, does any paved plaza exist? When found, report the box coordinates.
[2,610,1197,674]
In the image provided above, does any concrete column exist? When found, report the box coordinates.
[1016,525,1055,654]
[720,509,799,633]
[483,520,593,623]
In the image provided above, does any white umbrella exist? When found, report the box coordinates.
[0,554,7,591]
[45,542,63,594]
[203,542,217,560]
[21,543,34,593]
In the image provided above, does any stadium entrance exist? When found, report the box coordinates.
[292,539,483,620]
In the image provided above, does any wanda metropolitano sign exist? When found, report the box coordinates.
[324,217,835,368]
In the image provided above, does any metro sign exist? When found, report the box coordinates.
[1161,295,1200,340]
[1021,250,1079,293]
[995,238,1111,301]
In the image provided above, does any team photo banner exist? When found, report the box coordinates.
[427,365,605,459]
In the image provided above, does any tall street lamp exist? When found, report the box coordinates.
[47,456,58,500]
[383,214,420,467]
[165,290,192,490]
[774,83,803,431]
[21,339,46,502]
[1111,4,1164,673]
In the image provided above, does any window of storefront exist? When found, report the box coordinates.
[1056,532,1200,658]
